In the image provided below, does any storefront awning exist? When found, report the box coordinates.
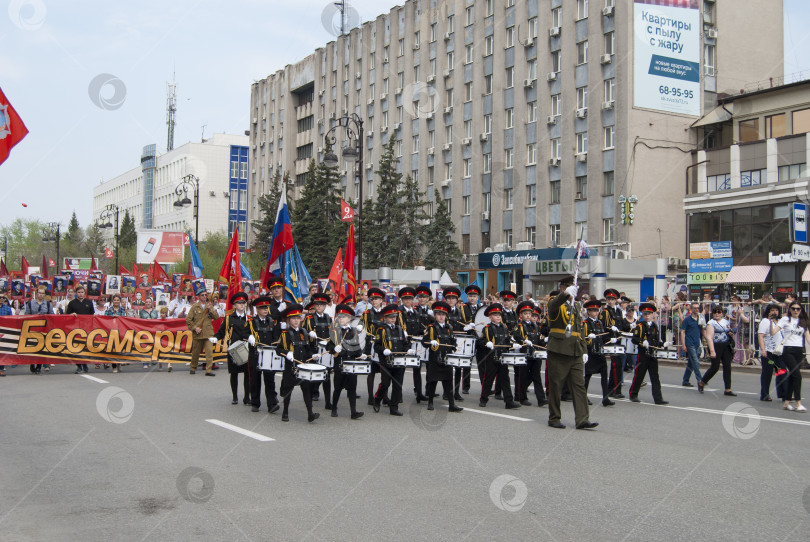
[802,264,810,282]
[691,104,733,128]
[724,265,771,283]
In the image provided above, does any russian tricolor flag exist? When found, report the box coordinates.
[262,190,293,283]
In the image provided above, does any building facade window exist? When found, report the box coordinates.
[577,40,588,65]
[550,224,561,247]
[550,180,561,203]
[603,218,614,243]
[604,126,615,149]
[604,171,614,195]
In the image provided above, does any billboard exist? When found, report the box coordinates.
[689,241,732,260]
[136,231,186,265]
[633,0,701,116]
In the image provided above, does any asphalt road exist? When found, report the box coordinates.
[1,361,809,542]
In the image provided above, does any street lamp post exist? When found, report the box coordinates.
[43,222,61,274]
[174,174,200,241]
[323,114,364,289]
[98,204,120,271]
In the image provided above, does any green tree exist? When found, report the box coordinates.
[363,136,405,268]
[292,157,347,278]
[0,218,47,271]
[65,211,83,246]
[177,230,231,280]
[422,189,462,271]
[395,174,429,267]
[118,209,136,251]
[83,223,105,260]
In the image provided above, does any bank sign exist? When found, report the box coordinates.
[478,247,595,270]
[633,0,701,116]
[688,258,733,273]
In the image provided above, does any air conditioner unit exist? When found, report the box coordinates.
[441,179,451,187]
[381,125,389,132]
[600,54,612,64]
[367,98,375,105]
[602,6,615,16]
[340,170,347,177]
[516,242,533,251]
[259,138,266,146]
[329,112,337,119]
[576,153,587,162]
[667,257,686,267]
[356,72,361,79]
[267,136,273,143]
[252,117,258,123]
[443,69,451,78]
[380,92,388,100]
[481,211,490,221]
[413,43,420,50]
[427,75,436,83]
[706,28,718,39]
[547,72,557,82]
[223,191,230,197]
[317,146,323,153]
[575,192,583,200]
[444,32,452,41]
[366,163,373,169]
[444,106,453,114]
[547,115,557,125]
[425,112,434,120]
[549,26,561,37]
[576,108,588,118]
[383,56,389,63]
[523,79,535,88]
[393,122,401,130]
[367,129,374,136]
[462,137,471,145]
[479,133,488,142]
[341,108,348,116]
[601,100,615,110]
[317,117,324,124]
[611,249,630,259]
[209,190,216,197]
[524,37,534,47]
[319,90,324,96]
[442,143,452,151]
[427,147,435,155]
[548,157,560,166]
[395,87,403,95]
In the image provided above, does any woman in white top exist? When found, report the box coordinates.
[699,305,736,396]
[777,302,807,412]
[757,303,788,402]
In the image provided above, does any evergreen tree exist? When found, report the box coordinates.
[422,189,462,271]
[292,157,346,278]
[65,211,83,245]
[118,209,136,250]
[396,174,429,267]
[364,136,406,268]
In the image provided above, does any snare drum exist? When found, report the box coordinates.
[295,363,327,381]
[411,340,429,362]
[392,355,421,367]
[529,350,548,361]
[654,349,678,360]
[445,354,472,367]
[602,345,626,355]
[317,345,334,368]
[501,352,527,366]
[258,346,285,371]
[341,359,372,374]
[228,340,249,366]
[455,336,476,356]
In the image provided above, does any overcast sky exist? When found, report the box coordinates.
[1,0,807,230]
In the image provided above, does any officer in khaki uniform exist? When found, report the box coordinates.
[546,276,597,430]
[185,286,219,376]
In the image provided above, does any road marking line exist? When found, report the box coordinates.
[205,419,275,441]
[80,374,108,384]
[444,405,533,421]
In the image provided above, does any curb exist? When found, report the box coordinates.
[657,358,810,376]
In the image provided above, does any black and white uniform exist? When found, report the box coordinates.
[276,326,316,417]
[374,322,409,413]
[250,315,278,409]
[629,320,664,402]
[477,322,514,404]
[305,311,333,404]
[399,305,427,400]
[512,319,547,404]
[328,326,363,416]
[422,320,458,408]
[214,311,257,404]
[583,317,610,401]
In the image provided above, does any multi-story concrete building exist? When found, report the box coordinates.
[247,0,782,293]
[92,133,250,249]
[684,77,810,299]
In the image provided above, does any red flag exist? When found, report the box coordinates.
[327,248,343,295]
[21,256,29,276]
[119,265,129,275]
[340,198,355,222]
[187,260,193,277]
[0,258,8,276]
[148,263,154,283]
[132,262,138,277]
[342,224,357,300]
[90,255,97,271]
[48,258,55,267]
[218,228,242,311]
[0,87,29,166]
[153,261,169,282]
[104,247,113,259]
[41,254,49,279]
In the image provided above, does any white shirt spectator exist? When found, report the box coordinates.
[778,316,805,348]
[758,318,782,353]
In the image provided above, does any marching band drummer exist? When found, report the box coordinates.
[266,275,287,341]
[327,303,365,419]
[373,303,413,416]
[628,303,669,405]
[442,286,473,402]
[583,300,615,407]
[362,288,387,406]
[397,287,429,404]
[212,292,258,407]
[477,303,521,410]
[276,304,319,422]
[512,301,548,407]
[599,288,626,399]
[458,284,482,394]
[304,292,334,408]
[422,301,463,413]
[250,296,280,414]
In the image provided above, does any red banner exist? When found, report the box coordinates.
[0,315,228,366]
[340,198,355,222]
